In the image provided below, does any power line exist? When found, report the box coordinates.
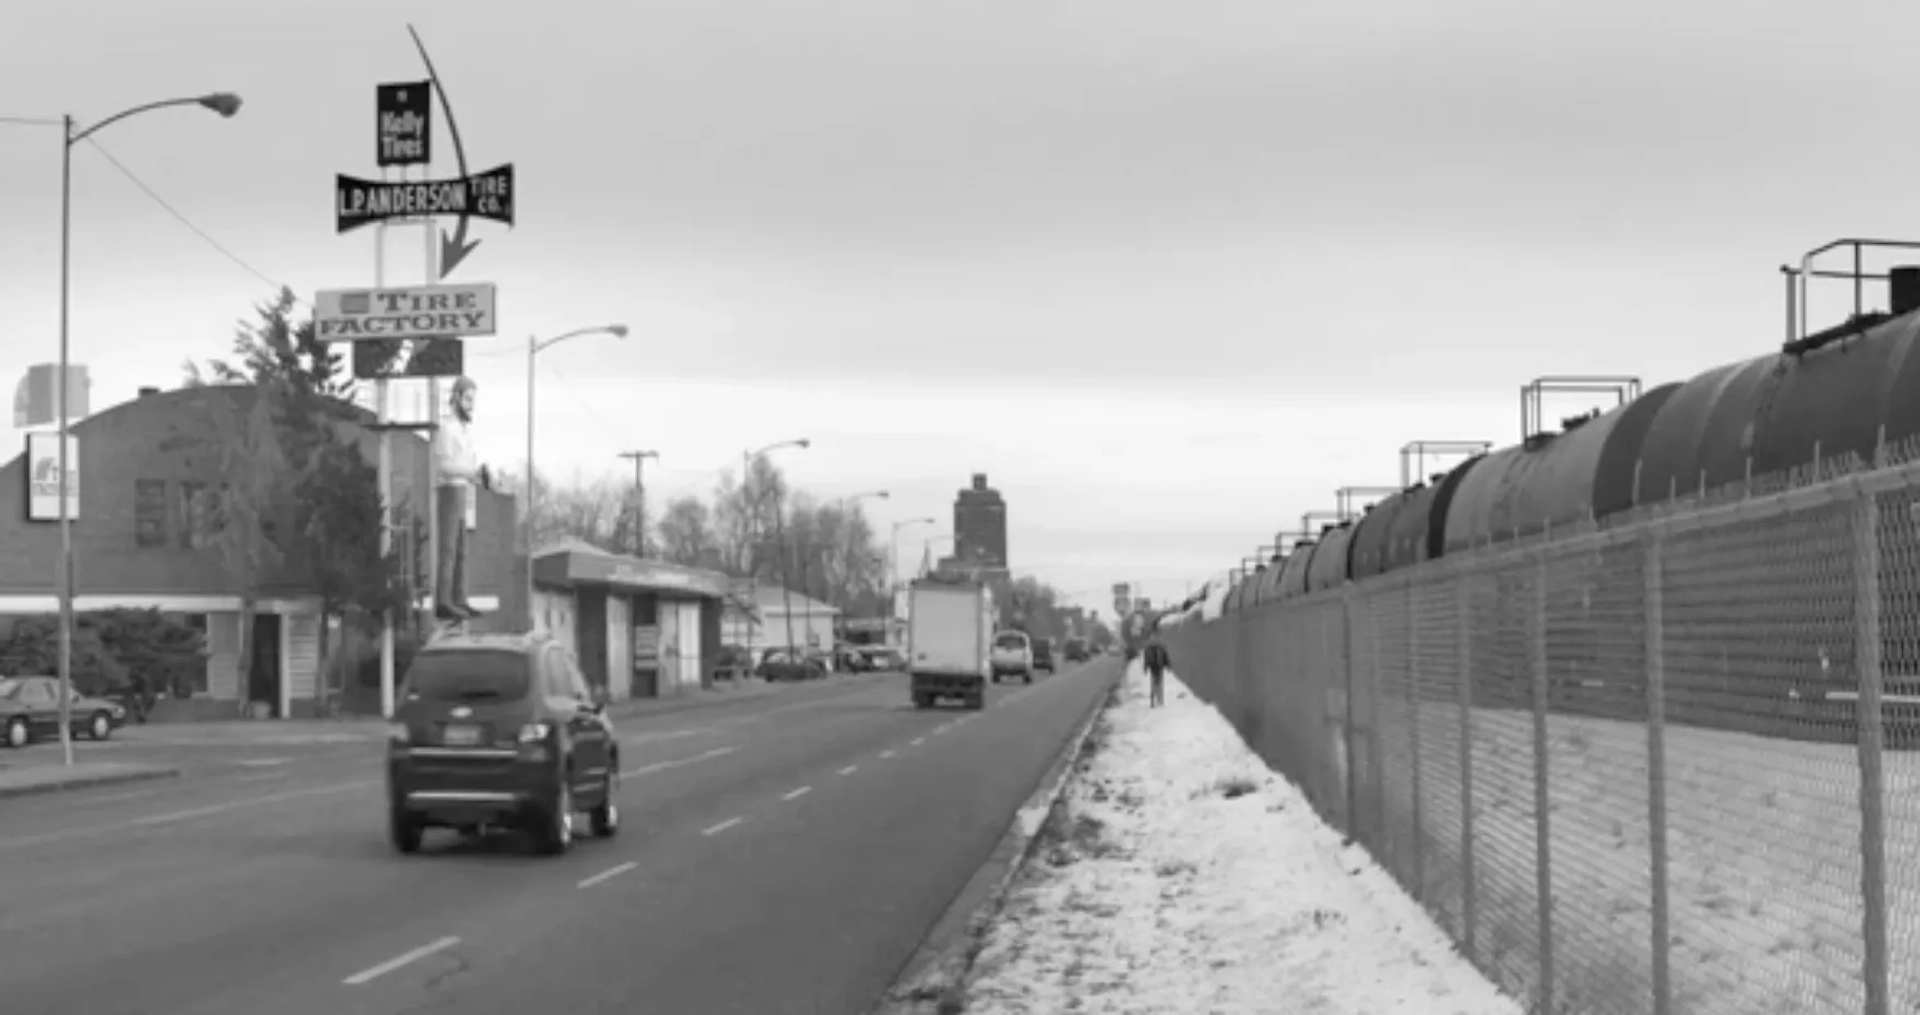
[83,137,299,304]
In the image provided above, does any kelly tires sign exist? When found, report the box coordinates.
[23,432,79,523]
[313,283,498,342]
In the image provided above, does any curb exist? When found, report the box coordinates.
[0,765,182,800]
[869,661,1126,1015]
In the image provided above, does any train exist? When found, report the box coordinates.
[1161,250,1920,745]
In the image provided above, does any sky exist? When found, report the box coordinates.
[0,0,1914,609]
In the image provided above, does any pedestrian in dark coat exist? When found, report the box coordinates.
[1143,632,1171,708]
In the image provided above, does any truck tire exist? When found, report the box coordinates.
[913,694,930,709]
[1022,670,1033,684]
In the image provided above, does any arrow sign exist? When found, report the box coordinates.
[334,165,514,235]
[409,24,492,280]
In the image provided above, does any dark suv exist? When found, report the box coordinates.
[1030,637,1056,674]
[386,632,620,856]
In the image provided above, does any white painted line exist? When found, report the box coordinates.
[577,861,638,889]
[237,757,291,767]
[931,724,951,735]
[781,786,811,801]
[910,737,925,746]
[880,750,897,759]
[622,746,738,779]
[343,936,462,986]
[837,765,858,776]
[702,817,743,836]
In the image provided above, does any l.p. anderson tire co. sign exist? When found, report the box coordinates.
[333,164,515,234]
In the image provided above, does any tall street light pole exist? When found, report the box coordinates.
[829,490,889,657]
[741,439,810,660]
[525,324,628,628]
[51,91,241,768]
[889,516,935,647]
[616,449,659,557]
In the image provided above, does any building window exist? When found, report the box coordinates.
[134,480,168,547]
[179,482,216,549]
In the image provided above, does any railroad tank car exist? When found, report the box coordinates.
[1386,456,1487,572]
[1589,382,1682,518]
[1441,444,1530,553]
[1276,538,1318,600]
[1753,314,1920,475]
[1444,395,1668,551]
[1222,573,1249,615]
[1633,355,1773,508]
[1347,494,1407,581]
[1308,521,1358,592]
[1251,555,1287,607]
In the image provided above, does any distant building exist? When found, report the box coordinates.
[953,472,1007,570]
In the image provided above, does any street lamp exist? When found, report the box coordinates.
[50,91,241,768]
[888,516,936,647]
[524,324,628,626]
[741,439,810,660]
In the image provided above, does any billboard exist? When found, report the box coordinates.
[24,432,79,522]
[12,364,89,428]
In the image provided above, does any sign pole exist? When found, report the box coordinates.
[376,217,395,720]
[424,217,441,635]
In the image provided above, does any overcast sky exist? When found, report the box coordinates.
[0,0,1912,606]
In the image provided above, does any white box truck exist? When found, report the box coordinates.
[907,576,994,710]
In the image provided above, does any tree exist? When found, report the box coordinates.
[295,438,417,707]
[656,496,718,567]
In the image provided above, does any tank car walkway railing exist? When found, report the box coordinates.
[1163,441,1920,1015]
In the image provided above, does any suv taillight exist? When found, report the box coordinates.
[518,721,553,743]
[387,722,410,745]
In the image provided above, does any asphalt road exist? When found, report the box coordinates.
[0,658,1122,1015]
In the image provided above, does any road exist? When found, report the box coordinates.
[0,658,1122,1015]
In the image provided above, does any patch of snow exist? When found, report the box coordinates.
[959,662,1523,1015]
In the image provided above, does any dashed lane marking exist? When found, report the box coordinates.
[781,786,811,801]
[577,861,638,889]
[880,750,897,759]
[702,817,743,836]
[910,737,925,746]
[343,936,462,986]
[837,765,858,776]
[622,746,738,779]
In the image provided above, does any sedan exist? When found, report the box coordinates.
[0,676,128,747]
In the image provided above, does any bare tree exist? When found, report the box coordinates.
[656,496,718,567]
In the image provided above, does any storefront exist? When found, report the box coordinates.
[530,543,729,700]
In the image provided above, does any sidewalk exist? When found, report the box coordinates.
[114,670,892,746]
[0,760,181,800]
[949,664,1523,1015]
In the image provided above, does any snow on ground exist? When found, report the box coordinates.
[957,663,1524,1015]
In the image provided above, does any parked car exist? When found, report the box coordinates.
[714,644,755,682]
[1062,637,1090,663]
[0,676,127,747]
[758,649,826,682]
[861,645,906,671]
[385,631,619,857]
[990,630,1034,684]
[1030,637,1056,674]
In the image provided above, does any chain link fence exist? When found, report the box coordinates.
[1162,445,1920,1015]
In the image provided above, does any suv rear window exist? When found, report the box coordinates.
[404,649,532,702]
[994,633,1028,650]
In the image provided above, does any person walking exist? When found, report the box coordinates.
[1143,630,1171,708]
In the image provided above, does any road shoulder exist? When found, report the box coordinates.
[871,660,1123,1015]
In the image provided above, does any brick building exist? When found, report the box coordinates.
[952,472,1008,571]
[0,385,520,719]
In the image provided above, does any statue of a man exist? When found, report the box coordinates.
[433,376,491,620]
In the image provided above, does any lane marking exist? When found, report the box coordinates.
[910,737,925,746]
[837,765,858,776]
[880,750,896,759]
[932,724,951,735]
[781,786,811,801]
[622,746,738,779]
[577,861,638,889]
[237,757,291,767]
[702,817,743,836]
[622,729,703,745]
[343,936,462,986]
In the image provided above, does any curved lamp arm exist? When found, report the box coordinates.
[70,93,241,146]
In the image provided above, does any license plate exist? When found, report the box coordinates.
[442,724,483,746]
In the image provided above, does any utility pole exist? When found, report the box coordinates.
[617,449,659,558]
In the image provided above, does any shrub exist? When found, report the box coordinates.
[0,609,204,698]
